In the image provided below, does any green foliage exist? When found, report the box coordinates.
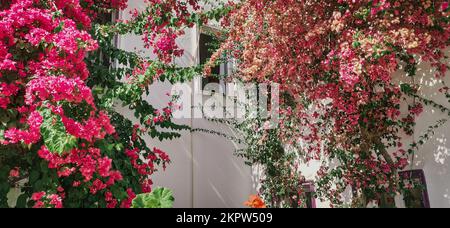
[409,119,448,154]
[39,108,77,155]
[131,187,174,208]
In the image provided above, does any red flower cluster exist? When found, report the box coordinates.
[3,111,43,145]
[62,112,115,142]
[1,0,114,145]
[38,146,123,185]
[131,0,203,63]
[0,0,147,208]
[31,191,63,208]
[120,188,136,208]
[124,146,170,192]
[213,0,450,205]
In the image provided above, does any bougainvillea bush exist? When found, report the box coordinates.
[2,0,450,209]
[0,0,207,208]
[205,0,450,207]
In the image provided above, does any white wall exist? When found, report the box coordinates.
[409,61,450,208]
[390,59,450,208]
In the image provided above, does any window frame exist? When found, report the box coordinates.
[399,169,430,208]
[302,181,317,208]
[195,25,234,96]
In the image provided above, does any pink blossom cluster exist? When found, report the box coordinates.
[125,120,171,193]
[3,111,43,145]
[213,0,450,204]
[125,147,169,184]
[0,0,111,145]
[0,82,19,109]
[154,29,184,63]
[131,0,203,63]
[31,191,63,208]
[62,112,115,142]
[128,60,165,88]
[52,0,128,29]
[26,76,95,106]
[38,146,124,192]
[146,107,173,125]
[119,188,136,208]
[0,0,143,208]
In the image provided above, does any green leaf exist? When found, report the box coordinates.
[131,187,174,208]
[54,21,65,33]
[39,108,77,155]
[29,170,40,183]
[400,83,413,94]
[15,193,28,208]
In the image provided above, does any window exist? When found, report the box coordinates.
[302,181,316,208]
[95,10,119,67]
[399,169,430,208]
[199,33,221,89]
[198,26,231,95]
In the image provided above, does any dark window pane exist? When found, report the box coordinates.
[199,33,220,90]
[399,170,430,208]
[302,182,316,208]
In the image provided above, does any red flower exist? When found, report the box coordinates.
[90,179,107,195]
[48,194,63,208]
[31,192,46,201]
[120,188,136,208]
[9,167,19,178]
[410,103,424,116]
[32,201,45,208]
[442,2,449,11]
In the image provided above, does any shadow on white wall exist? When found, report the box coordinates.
[409,58,450,207]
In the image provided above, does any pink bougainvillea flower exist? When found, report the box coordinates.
[9,167,20,178]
